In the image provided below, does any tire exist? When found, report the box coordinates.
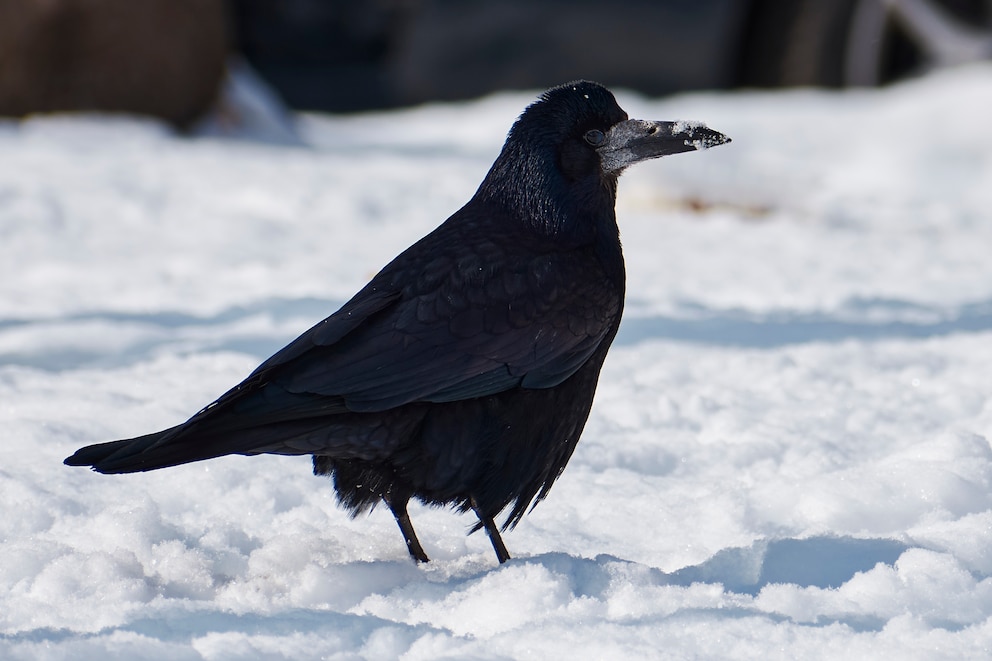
[738,0,992,88]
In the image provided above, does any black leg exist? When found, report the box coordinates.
[384,492,430,563]
[472,499,511,564]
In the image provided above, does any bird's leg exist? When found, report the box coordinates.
[383,491,430,563]
[472,498,511,564]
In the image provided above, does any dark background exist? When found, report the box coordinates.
[2,0,990,125]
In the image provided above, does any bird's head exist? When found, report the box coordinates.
[479,80,730,238]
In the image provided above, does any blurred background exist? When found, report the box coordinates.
[2,0,991,126]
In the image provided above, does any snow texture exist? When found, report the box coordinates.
[3,64,992,659]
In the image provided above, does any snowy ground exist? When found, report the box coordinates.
[2,65,992,659]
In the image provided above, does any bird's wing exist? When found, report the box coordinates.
[253,235,622,413]
[86,233,621,468]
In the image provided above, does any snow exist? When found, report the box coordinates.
[3,64,992,659]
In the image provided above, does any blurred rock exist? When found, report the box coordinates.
[0,0,227,127]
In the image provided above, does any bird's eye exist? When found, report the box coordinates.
[584,129,605,146]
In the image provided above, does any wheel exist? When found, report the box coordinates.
[738,0,992,88]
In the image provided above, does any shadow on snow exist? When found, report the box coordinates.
[2,296,992,372]
[616,297,992,348]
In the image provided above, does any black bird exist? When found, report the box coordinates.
[65,81,729,564]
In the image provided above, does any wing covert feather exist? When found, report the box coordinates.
[256,217,622,412]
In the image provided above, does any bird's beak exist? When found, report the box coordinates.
[598,119,731,175]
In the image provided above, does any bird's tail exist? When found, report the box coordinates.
[64,387,354,474]
[63,424,235,474]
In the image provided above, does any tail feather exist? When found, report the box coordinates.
[64,423,293,474]
[63,424,206,474]
[63,384,363,474]
[63,415,356,474]
[63,438,138,468]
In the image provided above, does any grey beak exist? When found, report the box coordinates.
[598,119,731,174]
